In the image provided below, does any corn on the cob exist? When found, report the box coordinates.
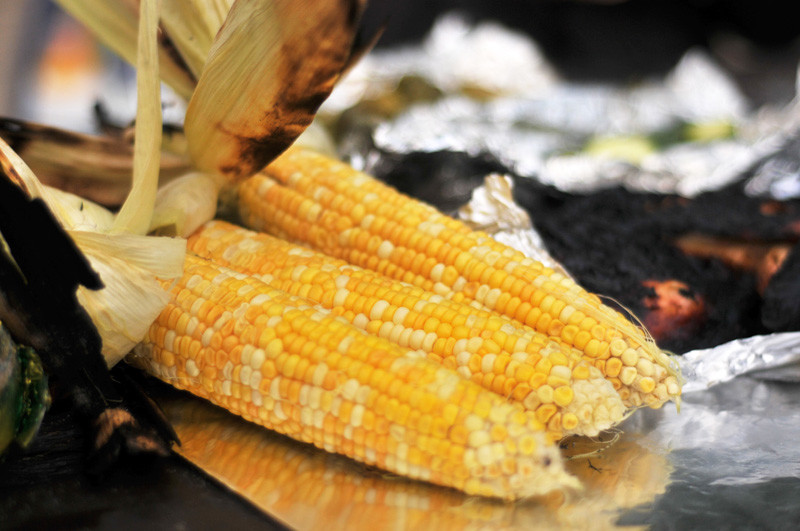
[189,220,623,440]
[237,147,682,409]
[132,253,578,499]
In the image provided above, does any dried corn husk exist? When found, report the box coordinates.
[184,0,362,181]
[150,172,219,237]
[0,0,191,366]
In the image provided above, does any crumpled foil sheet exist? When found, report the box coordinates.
[679,332,800,393]
[322,14,559,114]
[330,14,800,200]
[456,173,570,278]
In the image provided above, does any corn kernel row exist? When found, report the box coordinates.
[132,254,578,499]
[238,147,681,408]
[189,220,624,439]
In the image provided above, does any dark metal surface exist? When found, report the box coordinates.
[0,367,286,531]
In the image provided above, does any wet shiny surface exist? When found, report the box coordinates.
[162,362,800,529]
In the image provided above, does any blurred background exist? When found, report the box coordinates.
[2,0,800,132]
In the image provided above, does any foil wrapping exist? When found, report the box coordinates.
[331,14,800,199]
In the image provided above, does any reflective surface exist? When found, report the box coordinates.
[164,367,800,529]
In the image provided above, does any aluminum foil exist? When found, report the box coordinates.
[330,14,800,199]
[679,332,800,393]
[456,173,569,277]
[322,14,559,114]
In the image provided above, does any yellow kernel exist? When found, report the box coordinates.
[605,357,623,378]
[553,386,574,408]
[562,413,579,431]
[637,376,656,394]
[535,404,557,424]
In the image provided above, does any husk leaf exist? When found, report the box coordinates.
[159,0,235,78]
[184,0,360,182]
[70,229,185,366]
[150,172,219,237]
[112,0,162,235]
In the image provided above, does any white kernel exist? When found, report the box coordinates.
[251,389,263,407]
[290,265,307,282]
[378,321,394,339]
[350,404,365,427]
[377,240,394,259]
[360,214,375,229]
[298,385,309,406]
[240,365,252,385]
[433,282,450,295]
[550,365,572,381]
[409,329,426,349]
[308,387,322,409]
[270,377,282,399]
[485,288,502,308]
[392,307,410,325]
[422,332,437,352]
[222,361,234,380]
[185,359,200,377]
[456,351,471,367]
[201,328,214,347]
[481,354,497,374]
[352,313,369,329]
[213,313,230,331]
[250,293,271,307]
[355,385,371,404]
[370,300,390,320]
[341,379,359,400]
[312,364,328,387]
[464,414,483,431]
[330,396,342,415]
[430,263,445,282]
[452,276,467,292]
[334,289,349,307]
[476,444,494,466]
[337,336,354,354]
[398,328,413,347]
[250,370,262,390]
[163,330,176,352]
[466,337,483,353]
[185,274,203,289]
[388,324,404,343]
[242,346,261,372]
[453,338,469,354]
[221,380,232,397]
[185,316,199,337]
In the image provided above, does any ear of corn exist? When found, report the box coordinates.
[237,147,682,409]
[189,220,624,441]
[131,253,579,500]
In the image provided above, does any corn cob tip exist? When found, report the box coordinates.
[560,368,625,438]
